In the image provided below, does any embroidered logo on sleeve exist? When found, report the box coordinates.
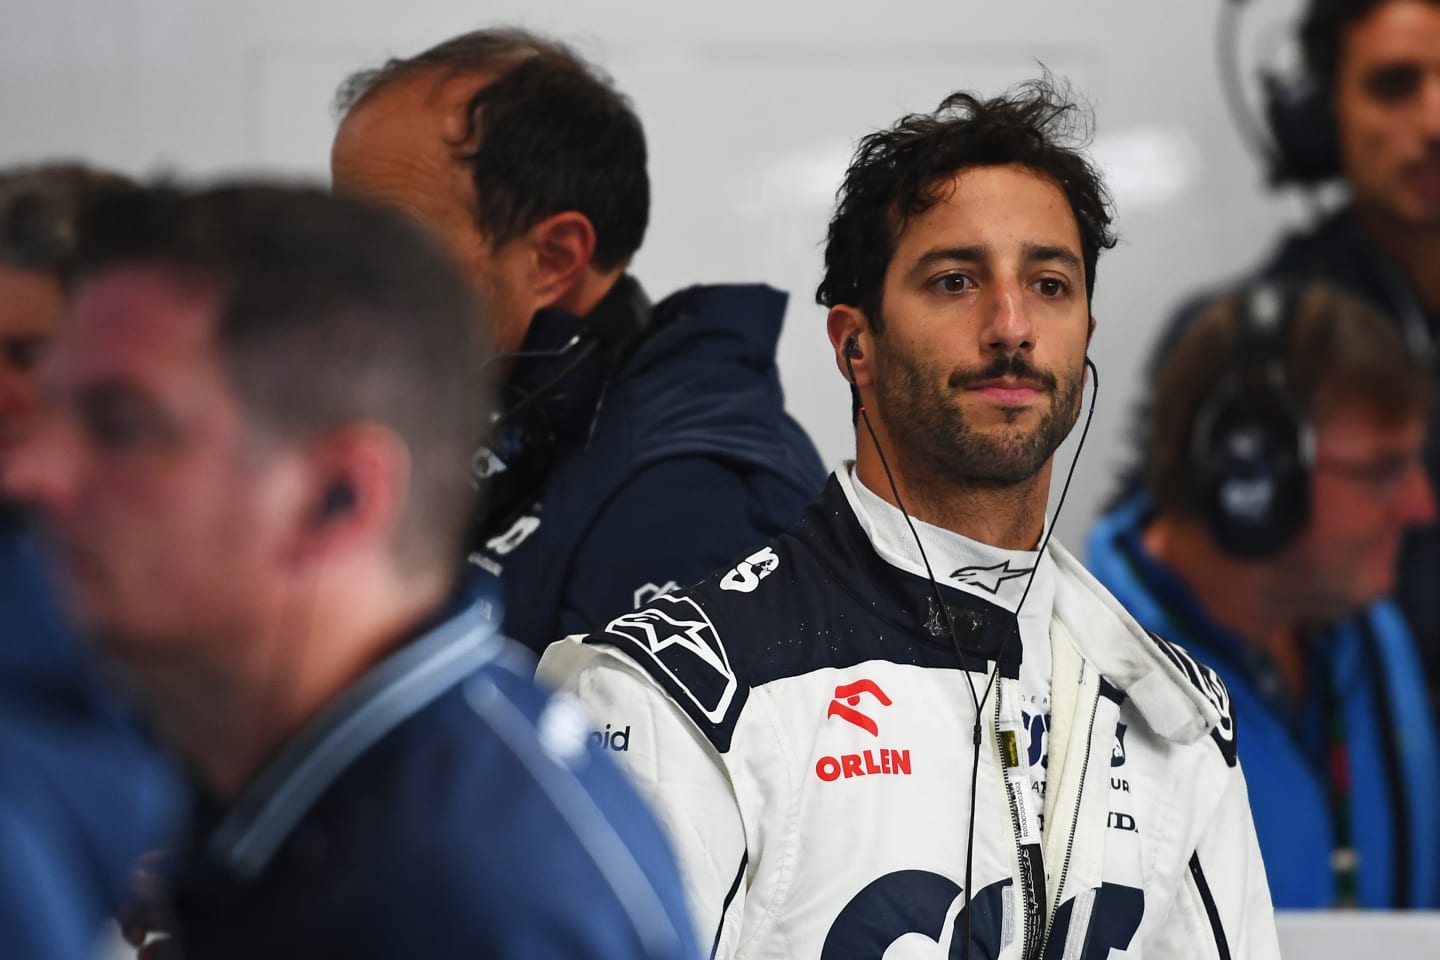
[606,595,736,723]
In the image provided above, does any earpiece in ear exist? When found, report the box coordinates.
[844,334,861,359]
[319,481,355,522]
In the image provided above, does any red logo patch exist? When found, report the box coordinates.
[826,678,892,736]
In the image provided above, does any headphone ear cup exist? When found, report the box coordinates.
[1191,389,1312,557]
[1261,68,1342,184]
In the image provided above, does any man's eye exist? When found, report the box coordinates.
[87,411,151,449]
[1366,64,1422,103]
[82,403,173,452]
[3,336,50,374]
[936,274,973,293]
[1035,278,1068,297]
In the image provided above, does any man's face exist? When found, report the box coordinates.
[0,264,64,468]
[1285,405,1434,616]
[1334,0,1440,227]
[331,71,534,352]
[867,164,1092,488]
[1,266,303,661]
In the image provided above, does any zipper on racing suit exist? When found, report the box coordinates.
[1036,661,1101,959]
[995,680,1048,960]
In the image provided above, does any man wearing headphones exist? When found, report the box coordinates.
[1088,282,1439,908]
[2,184,699,958]
[331,28,825,657]
[541,81,1279,959]
[1137,0,1440,701]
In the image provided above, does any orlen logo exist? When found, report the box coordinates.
[816,679,912,783]
[826,679,892,735]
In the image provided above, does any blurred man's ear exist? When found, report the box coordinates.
[285,425,411,572]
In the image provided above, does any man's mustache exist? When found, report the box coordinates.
[946,354,1058,392]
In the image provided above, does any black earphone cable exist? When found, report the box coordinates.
[846,343,1098,959]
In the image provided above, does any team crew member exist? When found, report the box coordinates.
[1127,0,1440,692]
[0,164,183,960]
[1088,282,1439,907]
[540,82,1280,960]
[2,185,698,959]
[331,28,824,656]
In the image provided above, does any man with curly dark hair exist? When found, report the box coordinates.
[541,79,1280,960]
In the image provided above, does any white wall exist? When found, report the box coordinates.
[1,0,1317,544]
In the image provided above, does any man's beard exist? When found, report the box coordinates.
[871,343,1084,489]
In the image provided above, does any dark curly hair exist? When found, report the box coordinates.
[336,28,648,272]
[1299,0,1440,90]
[816,77,1116,328]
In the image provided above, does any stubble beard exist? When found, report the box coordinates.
[871,343,1084,491]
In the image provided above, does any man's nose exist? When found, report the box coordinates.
[984,282,1035,354]
[1,411,80,520]
[1392,457,1438,528]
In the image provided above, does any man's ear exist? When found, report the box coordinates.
[827,305,871,387]
[527,211,597,307]
[285,425,411,572]
[1087,314,1097,345]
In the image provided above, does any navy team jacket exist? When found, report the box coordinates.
[468,280,825,656]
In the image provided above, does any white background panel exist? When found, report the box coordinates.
[1,0,1317,544]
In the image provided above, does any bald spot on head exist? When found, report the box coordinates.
[331,70,491,267]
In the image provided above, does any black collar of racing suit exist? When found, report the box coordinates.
[795,475,1026,679]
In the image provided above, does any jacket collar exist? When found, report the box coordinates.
[204,602,504,880]
[1048,538,1229,748]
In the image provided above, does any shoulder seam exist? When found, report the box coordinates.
[463,676,687,959]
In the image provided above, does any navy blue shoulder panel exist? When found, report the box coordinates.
[584,478,1024,753]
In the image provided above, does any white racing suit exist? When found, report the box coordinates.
[539,475,1280,959]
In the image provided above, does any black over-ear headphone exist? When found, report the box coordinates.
[1219,0,1342,185]
[1188,280,1315,558]
[1260,39,1341,184]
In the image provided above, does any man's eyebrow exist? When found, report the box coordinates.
[1021,242,1083,272]
[911,243,1083,273]
[913,246,989,270]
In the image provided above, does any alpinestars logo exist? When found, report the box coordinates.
[817,679,911,782]
[606,595,736,723]
[949,560,1034,594]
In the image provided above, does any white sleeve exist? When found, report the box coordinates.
[1150,761,1281,960]
[539,637,749,960]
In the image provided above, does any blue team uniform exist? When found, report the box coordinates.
[168,594,699,959]
[1087,497,1440,908]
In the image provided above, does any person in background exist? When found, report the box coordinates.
[1088,281,1440,907]
[1128,0,1440,704]
[2,183,699,959]
[0,163,183,960]
[331,27,825,657]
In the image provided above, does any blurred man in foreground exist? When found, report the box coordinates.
[3,183,698,959]
[1089,282,1440,907]
[0,163,182,960]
